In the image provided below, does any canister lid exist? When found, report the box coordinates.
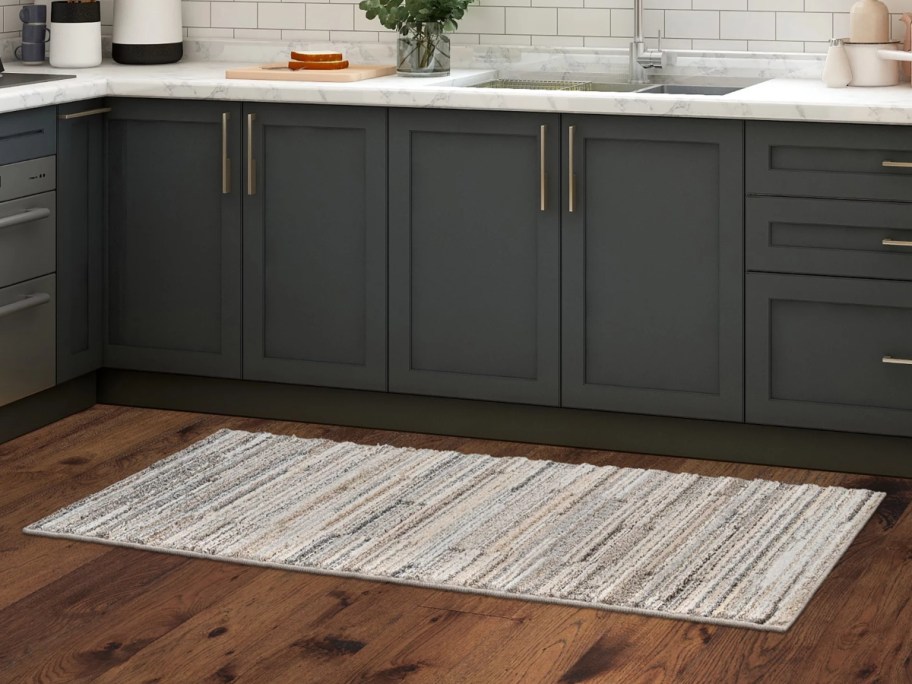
[51,1,101,23]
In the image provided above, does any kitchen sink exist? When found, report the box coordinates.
[636,84,743,95]
[468,78,749,95]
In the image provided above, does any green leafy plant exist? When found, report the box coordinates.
[359,0,474,34]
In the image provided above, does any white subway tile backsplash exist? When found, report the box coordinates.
[721,11,774,39]
[665,10,719,38]
[176,0,844,51]
[776,12,832,41]
[506,7,558,33]
[559,8,612,35]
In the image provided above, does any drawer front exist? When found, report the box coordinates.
[0,156,56,203]
[0,274,56,407]
[0,107,56,166]
[0,191,56,288]
[746,197,912,280]
[746,273,912,437]
[747,121,912,202]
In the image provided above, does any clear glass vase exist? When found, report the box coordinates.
[397,22,451,77]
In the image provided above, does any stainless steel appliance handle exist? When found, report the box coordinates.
[247,113,256,196]
[222,112,231,195]
[882,238,912,248]
[0,207,51,231]
[58,107,112,121]
[0,293,51,320]
[539,124,547,212]
[883,355,912,366]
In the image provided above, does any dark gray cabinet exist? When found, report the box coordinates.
[746,273,912,438]
[56,99,105,383]
[389,109,561,405]
[561,116,744,421]
[105,99,243,378]
[243,104,387,390]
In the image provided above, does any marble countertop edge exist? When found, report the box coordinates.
[2,61,912,125]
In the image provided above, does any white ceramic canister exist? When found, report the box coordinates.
[48,0,101,69]
[844,41,900,86]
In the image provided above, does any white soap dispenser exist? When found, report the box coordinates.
[112,0,183,64]
[823,38,853,87]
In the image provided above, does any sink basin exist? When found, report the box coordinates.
[467,79,747,95]
[636,84,743,96]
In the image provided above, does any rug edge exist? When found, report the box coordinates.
[21,525,791,633]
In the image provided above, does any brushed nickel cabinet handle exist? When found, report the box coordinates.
[0,207,50,231]
[58,107,111,121]
[568,125,576,214]
[0,293,50,319]
[221,112,231,195]
[883,355,912,365]
[883,238,912,248]
[247,113,256,196]
[539,124,547,212]
[882,160,912,169]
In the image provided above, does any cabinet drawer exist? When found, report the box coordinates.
[0,107,55,166]
[746,273,912,437]
[746,197,912,280]
[747,121,912,202]
[0,274,55,407]
[0,191,56,288]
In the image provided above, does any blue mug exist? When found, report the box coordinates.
[19,4,47,23]
[15,41,47,65]
[21,24,50,43]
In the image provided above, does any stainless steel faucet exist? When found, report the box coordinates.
[629,0,664,84]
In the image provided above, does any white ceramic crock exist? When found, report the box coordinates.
[844,41,900,86]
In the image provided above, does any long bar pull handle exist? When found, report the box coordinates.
[883,355,912,366]
[0,293,51,320]
[539,124,547,212]
[883,238,912,248]
[221,112,231,195]
[882,160,912,169]
[247,113,256,196]
[568,125,577,213]
[58,107,112,121]
[0,207,51,231]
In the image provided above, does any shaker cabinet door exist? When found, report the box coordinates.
[105,99,243,378]
[242,103,388,391]
[561,115,744,421]
[388,109,561,405]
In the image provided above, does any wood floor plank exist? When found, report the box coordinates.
[1,404,910,683]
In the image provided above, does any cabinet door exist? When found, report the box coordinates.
[389,109,560,406]
[57,99,105,383]
[243,104,387,390]
[105,100,242,378]
[562,116,744,421]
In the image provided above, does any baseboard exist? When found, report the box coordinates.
[97,369,912,478]
[0,374,97,444]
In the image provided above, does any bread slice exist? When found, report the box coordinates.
[290,50,344,63]
[288,59,350,70]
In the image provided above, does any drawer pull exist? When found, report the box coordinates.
[58,107,112,121]
[0,293,50,320]
[568,125,576,213]
[882,238,912,248]
[221,112,231,195]
[881,160,912,169]
[883,356,912,366]
[246,113,256,196]
[0,207,51,231]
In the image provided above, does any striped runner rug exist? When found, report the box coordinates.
[24,429,884,631]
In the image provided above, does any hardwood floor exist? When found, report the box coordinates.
[1,405,910,683]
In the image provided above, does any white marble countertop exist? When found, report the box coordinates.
[4,59,912,125]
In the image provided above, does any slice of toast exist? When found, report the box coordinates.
[288,59,350,70]
[290,50,345,62]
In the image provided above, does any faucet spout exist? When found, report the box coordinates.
[629,0,664,84]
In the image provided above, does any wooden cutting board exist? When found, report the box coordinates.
[226,63,397,83]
